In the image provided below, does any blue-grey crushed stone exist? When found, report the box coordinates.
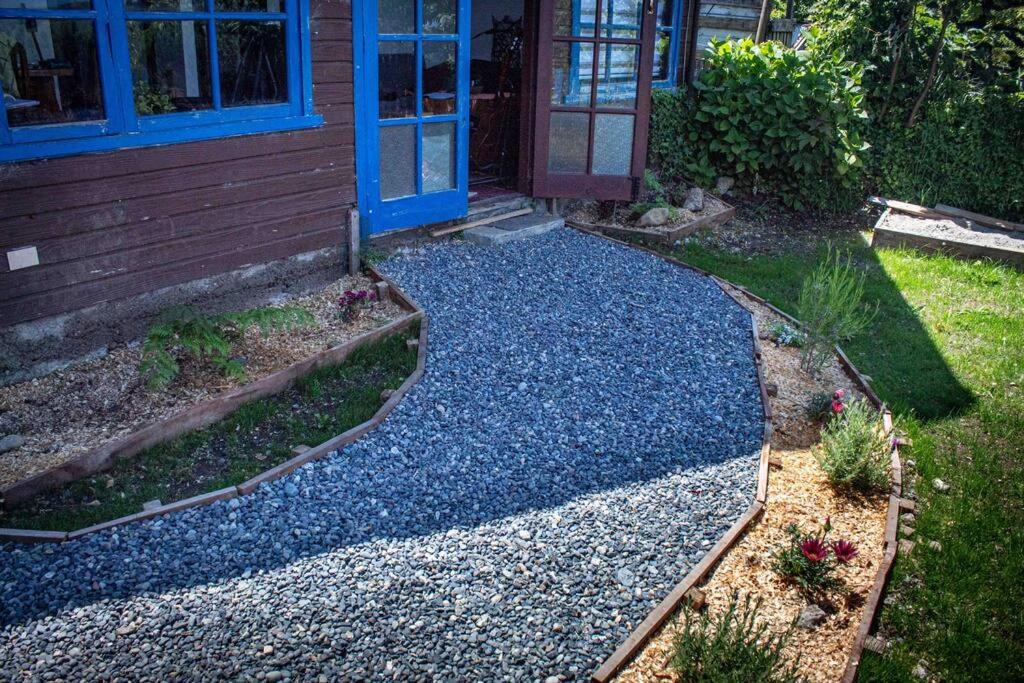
[0,228,762,681]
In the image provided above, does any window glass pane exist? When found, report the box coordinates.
[0,0,90,8]
[600,0,642,39]
[595,42,638,108]
[0,18,104,127]
[217,20,286,107]
[423,121,455,192]
[126,0,204,11]
[592,113,633,175]
[378,40,415,118]
[547,111,588,173]
[550,41,592,107]
[215,0,283,10]
[423,0,456,34]
[379,124,416,199]
[656,0,675,27]
[653,30,671,81]
[554,0,596,38]
[129,20,212,114]
[422,41,455,115]
[378,0,414,34]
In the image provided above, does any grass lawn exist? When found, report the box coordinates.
[655,223,1024,681]
[1,328,418,532]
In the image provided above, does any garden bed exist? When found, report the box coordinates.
[566,194,735,244]
[612,292,889,683]
[872,207,1024,269]
[0,329,419,533]
[0,271,413,509]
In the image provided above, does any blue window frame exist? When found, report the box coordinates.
[0,0,319,163]
[652,0,684,88]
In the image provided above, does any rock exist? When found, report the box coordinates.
[765,382,779,397]
[283,483,299,498]
[545,676,561,683]
[517,529,532,541]
[900,512,916,525]
[715,177,735,195]
[266,672,284,682]
[638,207,672,227]
[0,434,26,454]
[682,187,704,212]
[928,540,943,552]
[932,478,950,493]
[796,604,828,629]
[913,660,929,679]
[380,389,395,402]
[142,500,162,511]
[616,568,635,588]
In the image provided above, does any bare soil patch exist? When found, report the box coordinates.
[0,275,403,489]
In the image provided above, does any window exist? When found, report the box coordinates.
[652,0,683,88]
[0,0,318,162]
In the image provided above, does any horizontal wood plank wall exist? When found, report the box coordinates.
[0,0,355,327]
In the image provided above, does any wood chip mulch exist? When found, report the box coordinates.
[0,275,404,489]
[614,290,889,683]
[566,194,732,236]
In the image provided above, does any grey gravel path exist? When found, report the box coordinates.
[0,228,762,681]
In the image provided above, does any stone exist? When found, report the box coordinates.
[765,382,779,397]
[0,434,26,454]
[932,478,950,492]
[900,512,916,525]
[682,187,704,212]
[517,529,532,541]
[928,540,943,552]
[638,207,672,227]
[283,483,299,498]
[715,177,735,195]
[142,500,162,512]
[615,568,635,588]
[912,661,929,679]
[266,671,284,682]
[796,604,827,629]
[380,389,395,402]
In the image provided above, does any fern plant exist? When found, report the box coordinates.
[140,305,314,391]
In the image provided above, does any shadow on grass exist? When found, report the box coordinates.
[662,236,975,422]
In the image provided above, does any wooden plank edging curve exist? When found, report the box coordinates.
[568,222,902,683]
[0,274,429,545]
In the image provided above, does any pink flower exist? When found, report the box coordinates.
[834,389,845,400]
[832,400,844,413]
[801,538,830,563]
[832,540,859,563]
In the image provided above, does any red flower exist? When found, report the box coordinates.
[832,540,859,563]
[800,538,830,563]
[834,389,845,400]
[832,399,844,413]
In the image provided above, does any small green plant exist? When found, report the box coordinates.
[629,169,677,218]
[797,248,876,374]
[361,247,388,267]
[133,81,174,115]
[670,595,805,683]
[140,305,314,390]
[773,517,858,595]
[768,321,805,348]
[807,388,845,422]
[817,398,892,492]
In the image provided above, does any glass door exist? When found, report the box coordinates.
[532,0,656,199]
[354,0,469,234]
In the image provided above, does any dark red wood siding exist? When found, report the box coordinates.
[0,0,356,327]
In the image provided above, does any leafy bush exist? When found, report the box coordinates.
[683,35,869,210]
[818,399,892,492]
[670,595,805,683]
[797,248,875,374]
[140,305,314,390]
[773,517,859,594]
[807,388,846,422]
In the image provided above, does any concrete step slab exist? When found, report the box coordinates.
[465,213,564,246]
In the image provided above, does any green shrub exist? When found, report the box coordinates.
[818,399,892,492]
[797,248,875,374]
[140,305,314,390]
[874,92,1024,221]
[670,595,805,683]
[768,321,805,348]
[683,34,869,210]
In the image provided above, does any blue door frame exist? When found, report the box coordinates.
[353,0,471,236]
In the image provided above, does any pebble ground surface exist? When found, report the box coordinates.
[0,228,762,681]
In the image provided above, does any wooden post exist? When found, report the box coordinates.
[347,208,360,277]
[755,0,772,42]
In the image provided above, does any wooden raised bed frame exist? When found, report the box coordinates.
[0,266,428,544]
[567,223,903,683]
[583,198,736,245]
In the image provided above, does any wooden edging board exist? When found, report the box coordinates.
[568,222,902,683]
[0,272,430,545]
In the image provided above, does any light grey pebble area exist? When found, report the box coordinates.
[0,228,762,681]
